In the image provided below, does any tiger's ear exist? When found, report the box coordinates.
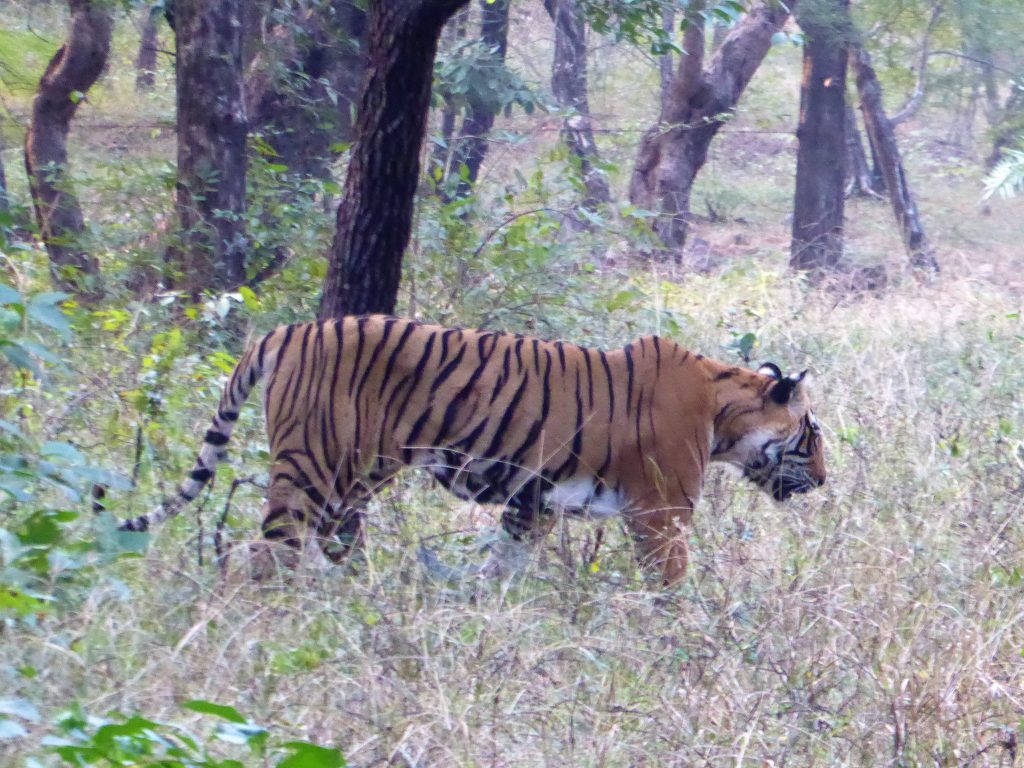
[768,370,808,406]
[757,362,783,380]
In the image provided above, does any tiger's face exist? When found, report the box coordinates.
[713,364,826,501]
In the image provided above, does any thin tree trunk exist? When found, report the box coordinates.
[0,130,8,216]
[546,0,610,209]
[444,0,511,202]
[319,0,471,319]
[851,42,938,272]
[24,0,111,298]
[245,0,367,182]
[845,104,878,197]
[168,0,247,294]
[135,6,158,92]
[889,1,941,127]
[790,0,849,271]
[629,0,793,259]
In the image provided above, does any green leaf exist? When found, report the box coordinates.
[0,698,40,722]
[27,293,71,337]
[0,343,42,376]
[182,699,247,724]
[0,587,50,617]
[0,283,21,305]
[277,742,347,768]
[0,718,28,739]
[41,441,85,464]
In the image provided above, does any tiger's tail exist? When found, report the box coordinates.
[119,329,285,532]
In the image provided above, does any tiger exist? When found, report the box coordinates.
[119,315,826,586]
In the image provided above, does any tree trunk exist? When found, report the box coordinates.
[135,6,158,92]
[658,7,674,108]
[443,0,511,202]
[851,43,939,272]
[319,0,471,320]
[790,0,849,272]
[546,0,610,209]
[427,10,466,194]
[629,0,793,259]
[168,0,248,294]
[24,0,111,298]
[844,104,877,197]
[245,0,367,182]
[0,130,8,216]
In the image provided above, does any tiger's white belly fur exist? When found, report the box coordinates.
[543,478,624,519]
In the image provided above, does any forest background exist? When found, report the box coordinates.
[1,0,1024,765]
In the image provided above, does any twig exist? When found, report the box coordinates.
[215,475,265,575]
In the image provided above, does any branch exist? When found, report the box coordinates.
[928,50,1021,79]
[890,1,942,126]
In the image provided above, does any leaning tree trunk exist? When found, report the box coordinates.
[844,104,878,197]
[168,0,248,294]
[135,6,158,92]
[24,0,111,298]
[441,0,511,202]
[546,0,610,209]
[246,0,367,182]
[851,42,939,272]
[319,0,471,319]
[790,0,849,272]
[629,0,794,259]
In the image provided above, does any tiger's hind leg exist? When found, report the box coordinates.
[248,468,326,579]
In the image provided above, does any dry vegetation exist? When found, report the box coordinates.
[2,3,1024,767]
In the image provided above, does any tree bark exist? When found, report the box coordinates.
[629,0,793,259]
[319,0,471,319]
[442,0,511,202]
[546,0,610,209]
[24,0,111,298]
[658,8,674,115]
[245,0,367,182]
[850,42,939,272]
[0,130,8,216]
[790,0,849,272]
[135,6,158,92]
[168,0,248,294]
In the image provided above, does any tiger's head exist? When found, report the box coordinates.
[711,362,826,501]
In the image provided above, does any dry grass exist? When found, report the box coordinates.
[5,269,1024,767]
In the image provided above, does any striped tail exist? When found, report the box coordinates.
[119,332,281,532]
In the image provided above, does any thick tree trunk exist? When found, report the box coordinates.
[135,7,158,92]
[546,0,610,209]
[851,43,938,272]
[629,0,793,259]
[790,0,849,271]
[24,0,111,298]
[844,104,878,197]
[442,0,511,202]
[168,0,248,294]
[319,0,471,319]
[245,0,367,182]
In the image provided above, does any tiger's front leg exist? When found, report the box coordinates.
[623,498,695,588]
